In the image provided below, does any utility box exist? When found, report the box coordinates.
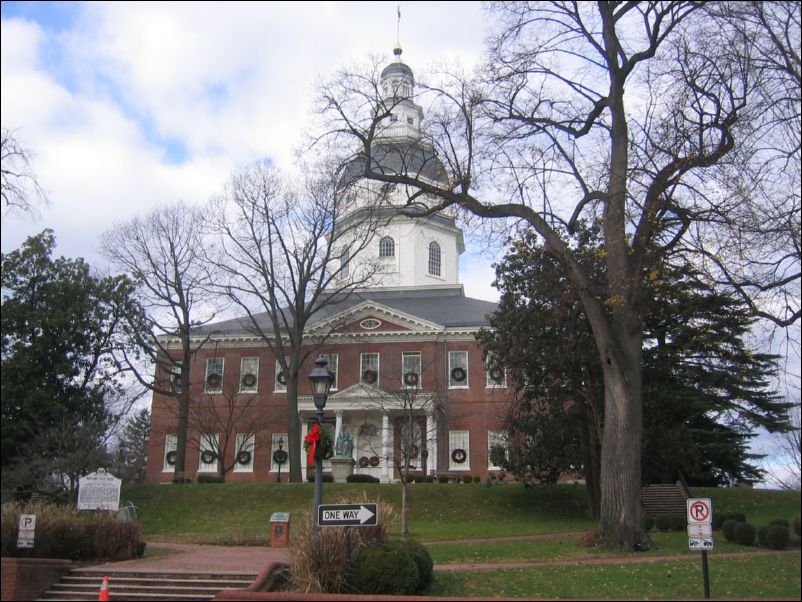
[269,513,290,547]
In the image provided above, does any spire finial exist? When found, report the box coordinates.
[395,3,402,53]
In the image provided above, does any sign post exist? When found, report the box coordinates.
[687,498,713,599]
[317,503,379,527]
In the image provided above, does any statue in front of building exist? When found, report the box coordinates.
[335,425,354,458]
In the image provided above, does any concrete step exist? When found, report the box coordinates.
[38,570,255,601]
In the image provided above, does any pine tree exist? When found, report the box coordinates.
[113,408,150,484]
[479,227,791,502]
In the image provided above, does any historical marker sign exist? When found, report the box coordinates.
[317,503,378,527]
[77,469,122,511]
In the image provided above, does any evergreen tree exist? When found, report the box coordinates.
[1,230,142,495]
[479,227,790,501]
[113,408,150,484]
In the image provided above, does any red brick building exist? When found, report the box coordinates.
[146,46,510,484]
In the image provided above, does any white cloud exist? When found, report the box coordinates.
[2,2,487,266]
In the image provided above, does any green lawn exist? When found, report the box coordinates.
[426,531,772,564]
[428,553,801,599]
[122,483,800,599]
[123,482,598,543]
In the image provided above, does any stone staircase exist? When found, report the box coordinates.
[640,480,691,517]
[37,569,255,601]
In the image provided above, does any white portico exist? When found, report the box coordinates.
[298,382,438,483]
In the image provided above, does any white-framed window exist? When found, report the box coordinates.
[275,360,287,392]
[169,364,183,394]
[448,351,469,388]
[379,236,395,258]
[402,351,422,388]
[198,433,219,473]
[428,241,441,277]
[162,434,177,472]
[322,353,338,390]
[361,352,380,385]
[449,430,470,470]
[487,430,507,471]
[239,357,259,393]
[233,433,255,472]
[486,354,507,388]
[204,357,224,393]
[270,433,289,472]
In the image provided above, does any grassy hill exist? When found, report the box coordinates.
[122,482,800,545]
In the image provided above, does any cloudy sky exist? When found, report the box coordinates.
[1,0,499,300]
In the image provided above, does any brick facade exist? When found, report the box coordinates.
[146,297,509,485]
[1,558,73,602]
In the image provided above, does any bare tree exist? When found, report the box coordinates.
[1,128,48,217]
[101,202,222,483]
[764,402,801,490]
[316,2,787,549]
[205,162,383,482]
[363,357,442,536]
[688,2,800,333]
[155,380,284,482]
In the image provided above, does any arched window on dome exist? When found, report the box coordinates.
[428,241,441,277]
[379,236,395,258]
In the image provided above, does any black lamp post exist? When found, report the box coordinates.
[308,355,334,540]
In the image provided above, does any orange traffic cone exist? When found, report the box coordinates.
[98,575,110,601]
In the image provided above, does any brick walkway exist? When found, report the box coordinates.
[87,542,291,574]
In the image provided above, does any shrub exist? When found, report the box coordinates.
[757,526,769,546]
[350,541,420,595]
[463,475,473,484]
[197,475,225,484]
[1,502,143,561]
[655,516,671,532]
[733,512,746,523]
[472,476,481,483]
[766,525,790,550]
[642,516,655,532]
[400,539,433,589]
[346,474,380,483]
[669,516,686,531]
[768,518,789,528]
[712,511,729,531]
[721,519,738,542]
[289,493,397,594]
[795,513,801,536]
[306,473,334,483]
[733,522,756,546]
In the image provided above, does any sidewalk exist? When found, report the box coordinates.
[85,542,291,574]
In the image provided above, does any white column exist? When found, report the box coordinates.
[426,410,437,475]
[300,418,307,481]
[335,410,343,445]
[381,413,390,483]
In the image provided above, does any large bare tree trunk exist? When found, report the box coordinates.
[286,377,302,483]
[597,322,646,549]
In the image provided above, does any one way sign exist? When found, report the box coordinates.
[317,503,379,527]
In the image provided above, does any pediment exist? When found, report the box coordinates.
[307,301,443,335]
[327,381,393,402]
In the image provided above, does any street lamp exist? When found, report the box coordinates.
[308,355,334,540]
[276,437,284,484]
